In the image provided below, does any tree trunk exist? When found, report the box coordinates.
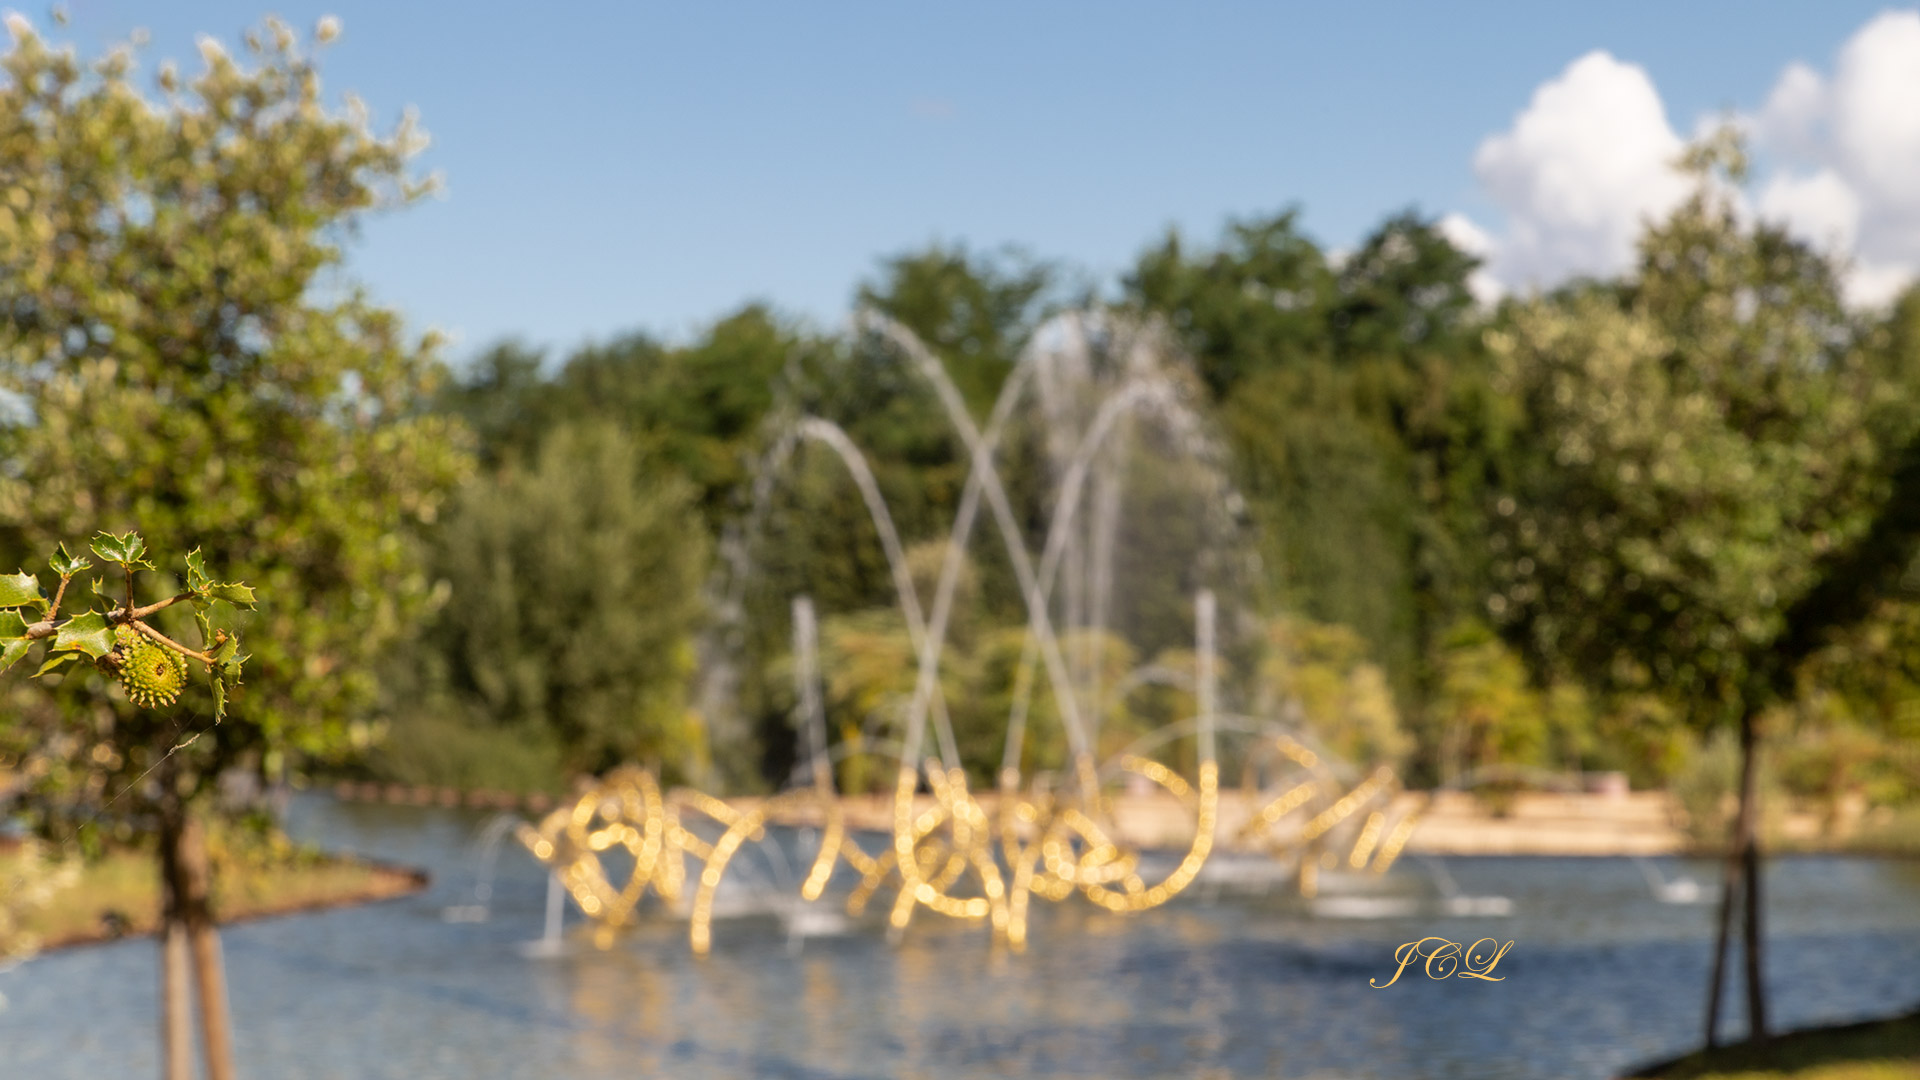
[1703,836,1740,1048]
[159,915,193,1080]
[159,803,237,1080]
[1738,708,1768,1042]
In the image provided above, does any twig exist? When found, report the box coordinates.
[130,620,215,666]
[128,591,196,620]
[47,574,69,622]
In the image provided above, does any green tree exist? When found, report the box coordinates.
[435,341,555,470]
[551,306,801,527]
[1485,133,1920,1045]
[1428,619,1545,790]
[0,19,469,1078]
[398,421,710,785]
[856,242,1064,417]
[1261,615,1412,770]
[1130,209,1507,782]
[1128,209,1334,400]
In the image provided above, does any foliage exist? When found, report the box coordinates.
[1,532,253,714]
[0,836,78,960]
[1128,209,1336,399]
[0,18,470,823]
[1428,619,1545,782]
[856,242,1066,417]
[1131,209,1509,788]
[1261,615,1412,769]
[390,421,709,783]
[1669,725,1789,850]
[1484,137,1911,731]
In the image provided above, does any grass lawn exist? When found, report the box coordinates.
[1629,1009,1920,1079]
[1,837,424,950]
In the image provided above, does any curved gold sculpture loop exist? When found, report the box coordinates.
[515,726,1414,956]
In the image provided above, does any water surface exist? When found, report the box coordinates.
[3,794,1917,1079]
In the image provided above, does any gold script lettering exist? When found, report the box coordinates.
[1422,937,1462,979]
[1455,938,1513,981]
[1371,937,1515,986]
[1370,937,1453,988]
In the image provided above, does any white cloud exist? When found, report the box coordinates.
[1751,10,1920,307]
[1758,167,1859,251]
[1436,212,1503,304]
[1756,62,1827,162]
[1466,51,1692,292]
[1450,13,1920,310]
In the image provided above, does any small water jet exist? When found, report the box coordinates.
[442,812,523,923]
[1421,856,1515,918]
[1635,855,1708,904]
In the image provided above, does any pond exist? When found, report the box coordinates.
[3,793,1918,1079]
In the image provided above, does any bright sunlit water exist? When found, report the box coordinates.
[3,794,1918,1079]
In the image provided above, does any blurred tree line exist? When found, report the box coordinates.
[356,177,1920,828]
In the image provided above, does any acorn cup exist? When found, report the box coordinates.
[110,624,188,709]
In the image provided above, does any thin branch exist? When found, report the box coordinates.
[131,620,215,666]
[48,574,70,622]
[128,591,196,620]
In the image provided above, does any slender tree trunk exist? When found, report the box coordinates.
[1704,824,1741,1049]
[159,916,193,1080]
[1737,709,1768,1042]
[159,803,237,1080]
[158,798,194,1080]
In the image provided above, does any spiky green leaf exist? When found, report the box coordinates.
[208,582,256,609]
[184,548,211,594]
[48,543,90,578]
[52,611,115,659]
[0,571,46,611]
[89,531,153,570]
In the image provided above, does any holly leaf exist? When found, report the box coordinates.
[185,548,211,592]
[0,609,28,673]
[0,571,45,612]
[33,651,79,679]
[52,611,115,659]
[212,676,226,722]
[89,532,129,564]
[49,543,90,578]
[208,582,256,609]
[89,531,153,571]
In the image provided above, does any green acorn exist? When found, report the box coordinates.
[112,624,187,709]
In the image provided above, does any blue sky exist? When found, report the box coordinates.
[35,2,1920,362]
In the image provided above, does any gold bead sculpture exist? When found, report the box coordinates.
[516,734,1415,956]
[515,319,1420,954]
